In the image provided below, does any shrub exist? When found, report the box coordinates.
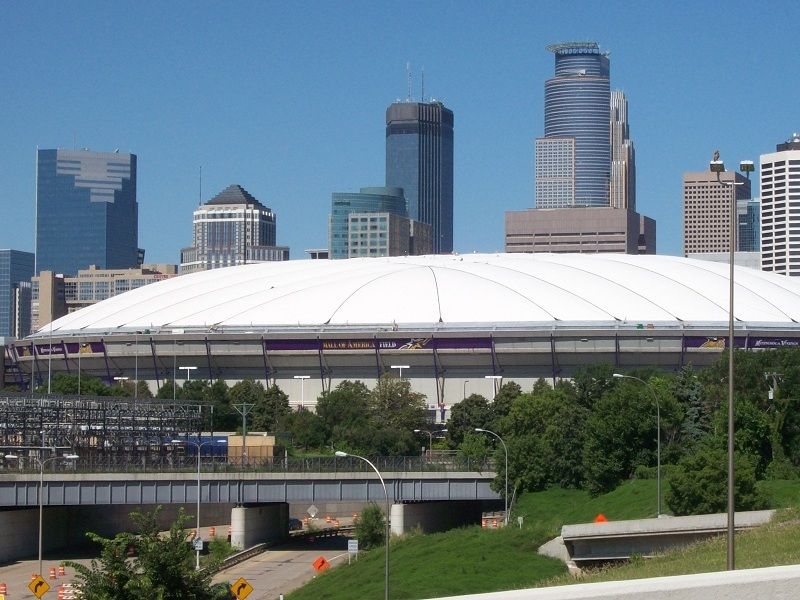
[666,446,769,516]
[354,503,386,550]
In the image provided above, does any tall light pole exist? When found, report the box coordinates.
[113,376,129,390]
[293,375,310,408]
[171,438,227,570]
[485,375,502,400]
[47,320,53,394]
[134,331,140,399]
[711,153,754,571]
[180,366,198,384]
[77,340,83,397]
[414,428,447,457]
[5,451,79,578]
[613,373,662,516]
[475,428,508,525]
[390,365,409,379]
[335,450,389,600]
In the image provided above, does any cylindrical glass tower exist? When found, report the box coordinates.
[544,42,610,207]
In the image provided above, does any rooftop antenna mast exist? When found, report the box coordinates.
[421,66,425,102]
[407,61,412,101]
[199,166,202,205]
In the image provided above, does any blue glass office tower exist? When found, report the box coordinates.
[0,250,35,338]
[536,42,611,208]
[386,101,454,253]
[329,187,407,259]
[36,149,139,275]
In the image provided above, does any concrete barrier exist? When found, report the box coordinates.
[560,510,774,565]
[428,564,800,599]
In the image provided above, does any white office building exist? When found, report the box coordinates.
[761,134,800,276]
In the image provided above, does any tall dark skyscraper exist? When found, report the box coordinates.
[0,249,34,338]
[36,149,139,275]
[535,41,611,208]
[386,101,454,253]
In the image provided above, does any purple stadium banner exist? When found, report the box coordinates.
[264,337,493,351]
[684,336,800,350]
[25,341,105,356]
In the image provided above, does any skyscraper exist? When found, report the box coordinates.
[535,42,611,208]
[329,186,408,259]
[610,90,636,210]
[36,149,139,275]
[386,101,454,253]
[0,250,34,339]
[180,184,288,274]
[761,133,800,276]
[682,171,753,256]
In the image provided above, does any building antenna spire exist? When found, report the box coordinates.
[421,66,425,102]
[199,165,202,206]
[406,61,412,101]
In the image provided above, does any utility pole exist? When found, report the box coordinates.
[233,403,254,466]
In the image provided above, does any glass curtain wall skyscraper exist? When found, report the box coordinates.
[535,42,611,208]
[36,149,139,275]
[329,187,407,259]
[386,101,454,253]
[0,250,34,338]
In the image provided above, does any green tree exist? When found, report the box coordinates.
[501,386,587,491]
[457,433,489,465]
[315,380,372,440]
[65,507,233,599]
[354,503,387,550]
[446,394,492,448]
[251,384,291,432]
[582,379,658,495]
[285,408,326,451]
[666,446,768,516]
[491,381,522,426]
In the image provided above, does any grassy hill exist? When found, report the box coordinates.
[286,479,800,600]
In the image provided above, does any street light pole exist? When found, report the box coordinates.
[484,375,502,400]
[335,450,389,600]
[5,451,79,577]
[613,373,662,516]
[475,428,508,525]
[390,365,409,379]
[711,154,754,571]
[171,438,228,570]
[293,375,310,408]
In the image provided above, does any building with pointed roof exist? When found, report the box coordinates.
[179,184,289,274]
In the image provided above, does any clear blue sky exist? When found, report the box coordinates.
[2,1,798,263]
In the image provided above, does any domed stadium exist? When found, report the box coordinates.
[13,253,800,418]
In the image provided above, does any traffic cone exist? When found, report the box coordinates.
[58,565,66,576]
[0,582,7,594]
[210,526,216,538]
[49,567,57,579]
[227,526,232,542]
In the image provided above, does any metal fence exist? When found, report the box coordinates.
[2,454,494,475]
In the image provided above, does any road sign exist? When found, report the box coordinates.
[193,537,204,551]
[307,504,318,518]
[312,556,331,572]
[347,539,358,553]
[230,577,254,600]
[28,576,50,599]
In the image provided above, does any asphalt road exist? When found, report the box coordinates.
[214,534,351,600]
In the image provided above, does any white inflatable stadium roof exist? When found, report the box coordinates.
[35,254,800,337]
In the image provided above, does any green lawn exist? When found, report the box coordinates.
[286,525,565,600]
[286,479,800,600]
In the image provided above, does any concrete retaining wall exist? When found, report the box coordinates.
[431,564,800,599]
[0,503,234,565]
[390,500,490,535]
[230,503,289,549]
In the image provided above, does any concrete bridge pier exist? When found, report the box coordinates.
[230,503,289,549]
[390,500,495,536]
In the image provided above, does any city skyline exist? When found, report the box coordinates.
[2,2,799,264]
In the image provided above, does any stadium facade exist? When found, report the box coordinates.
[11,254,800,420]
